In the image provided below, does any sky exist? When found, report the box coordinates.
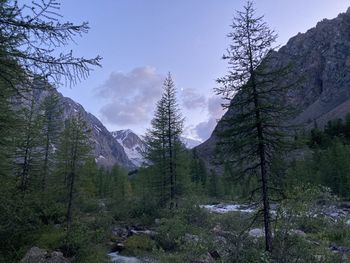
[55,0,350,141]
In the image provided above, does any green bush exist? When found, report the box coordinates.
[75,245,108,263]
[156,216,187,251]
[124,235,155,255]
[36,226,65,250]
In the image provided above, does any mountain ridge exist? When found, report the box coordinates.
[196,7,350,167]
[34,87,136,170]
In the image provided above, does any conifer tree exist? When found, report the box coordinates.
[56,115,91,230]
[40,92,63,191]
[144,73,184,208]
[215,1,295,252]
[0,0,101,89]
[13,92,44,194]
[0,79,17,178]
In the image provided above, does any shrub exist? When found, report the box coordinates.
[36,226,65,250]
[124,235,155,255]
[156,216,187,251]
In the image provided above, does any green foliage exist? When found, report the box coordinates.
[0,0,101,87]
[36,226,65,250]
[0,1,101,261]
[156,216,187,251]
[309,114,350,148]
[75,245,109,263]
[124,235,155,255]
[287,140,350,198]
[143,73,185,208]
[207,169,224,199]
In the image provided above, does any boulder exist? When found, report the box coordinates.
[20,247,70,263]
[20,247,46,263]
[191,252,216,263]
[289,229,307,238]
[248,228,265,238]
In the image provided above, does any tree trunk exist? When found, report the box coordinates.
[42,132,50,191]
[251,73,273,253]
[66,171,75,230]
[247,19,273,251]
[168,106,174,210]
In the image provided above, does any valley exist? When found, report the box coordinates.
[2,1,350,263]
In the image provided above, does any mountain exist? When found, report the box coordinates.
[111,129,145,167]
[111,130,203,167]
[180,136,202,149]
[34,87,135,170]
[196,7,350,166]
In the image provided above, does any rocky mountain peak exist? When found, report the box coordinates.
[112,129,145,167]
[33,87,135,170]
[196,7,350,168]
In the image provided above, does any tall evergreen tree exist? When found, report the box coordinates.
[13,92,44,194]
[215,1,295,252]
[56,115,91,230]
[40,92,63,191]
[143,73,184,209]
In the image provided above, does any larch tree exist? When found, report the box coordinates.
[215,1,296,252]
[39,92,63,191]
[0,0,101,192]
[56,115,91,232]
[13,91,44,194]
[0,0,101,90]
[143,73,184,209]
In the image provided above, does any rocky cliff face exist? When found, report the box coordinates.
[34,87,135,170]
[196,7,350,164]
[111,129,145,167]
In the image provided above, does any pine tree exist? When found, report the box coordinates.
[207,169,223,199]
[0,78,17,178]
[40,92,63,191]
[56,115,91,230]
[215,1,296,252]
[143,73,184,209]
[190,149,208,193]
[13,92,44,194]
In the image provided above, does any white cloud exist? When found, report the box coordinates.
[97,66,164,126]
[181,88,207,109]
[193,96,226,141]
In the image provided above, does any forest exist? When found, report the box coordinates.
[1,1,350,262]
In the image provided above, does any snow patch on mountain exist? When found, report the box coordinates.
[180,136,202,149]
[111,129,145,167]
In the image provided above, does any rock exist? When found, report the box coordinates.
[20,247,47,263]
[184,233,200,243]
[339,202,350,209]
[112,225,131,239]
[154,218,161,225]
[289,229,307,237]
[30,86,135,170]
[330,212,340,218]
[191,252,216,263]
[51,251,63,258]
[110,242,125,253]
[130,229,158,238]
[330,245,350,254]
[20,247,69,263]
[196,7,350,169]
[209,250,221,260]
[248,228,265,238]
[212,224,222,233]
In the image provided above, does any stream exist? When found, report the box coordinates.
[108,252,141,263]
